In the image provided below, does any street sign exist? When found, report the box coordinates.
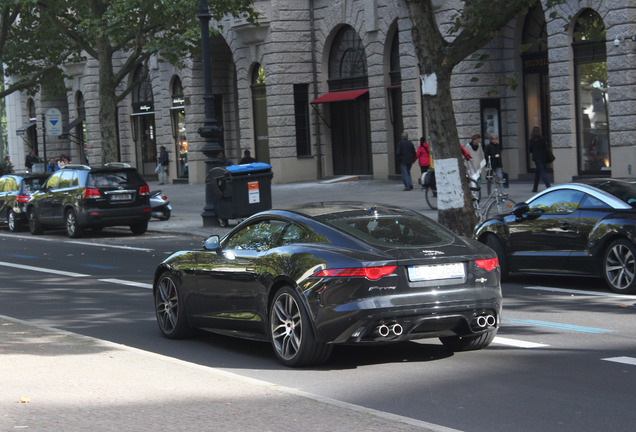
[45,108,63,136]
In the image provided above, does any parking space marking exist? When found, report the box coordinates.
[602,357,636,366]
[525,286,636,300]
[507,318,614,334]
[493,337,549,348]
[0,261,89,278]
[99,278,153,289]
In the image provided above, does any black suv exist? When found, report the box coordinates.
[27,164,151,238]
[0,172,51,231]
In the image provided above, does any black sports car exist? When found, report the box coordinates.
[154,202,501,367]
[474,178,636,294]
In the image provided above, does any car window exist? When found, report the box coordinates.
[45,173,62,189]
[528,189,585,214]
[594,181,636,206]
[0,178,5,192]
[224,219,289,251]
[278,222,328,246]
[3,177,18,192]
[580,193,610,209]
[58,170,76,188]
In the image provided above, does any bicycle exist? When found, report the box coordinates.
[422,169,481,211]
[473,163,516,221]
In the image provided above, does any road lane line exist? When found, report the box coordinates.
[0,261,89,278]
[66,240,153,251]
[525,286,636,300]
[602,357,636,366]
[507,318,613,334]
[493,337,549,348]
[100,278,153,289]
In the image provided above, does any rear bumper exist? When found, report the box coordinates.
[77,205,151,227]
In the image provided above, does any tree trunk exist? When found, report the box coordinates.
[405,0,478,236]
[97,43,119,164]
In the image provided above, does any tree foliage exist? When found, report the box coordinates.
[404,0,563,236]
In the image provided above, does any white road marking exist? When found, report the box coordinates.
[525,286,636,300]
[100,278,153,289]
[602,357,636,366]
[493,336,549,348]
[0,261,89,278]
[66,240,153,251]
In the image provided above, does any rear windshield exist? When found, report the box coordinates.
[595,181,636,207]
[23,177,47,193]
[87,170,144,188]
[326,213,456,248]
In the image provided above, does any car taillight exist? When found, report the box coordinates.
[83,188,101,199]
[475,258,499,272]
[16,194,30,204]
[312,265,397,281]
[139,185,150,196]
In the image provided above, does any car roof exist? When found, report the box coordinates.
[61,163,136,172]
[530,179,634,209]
[1,172,50,179]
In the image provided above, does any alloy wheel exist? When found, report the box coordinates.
[156,276,179,334]
[7,211,16,231]
[270,292,303,361]
[605,240,636,292]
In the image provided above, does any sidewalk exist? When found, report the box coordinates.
[149,177,536,238]
[2,177,535,432]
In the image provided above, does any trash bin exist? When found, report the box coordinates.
[206,162,273,226]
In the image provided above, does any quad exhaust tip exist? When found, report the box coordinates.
[375,323,403,338]
[476,314,497,328]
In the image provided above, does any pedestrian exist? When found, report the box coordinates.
[484,133,503,194]
[218,151,234,167]
[157,146,169,184]
[462,133,486,183]
[1,155,14,175]
[57,154,70,169]
[396,131,416,191]
[46,157,60,172]
[239,149,256,164]
[25,150,38,172]
[414,137,431,174]
[528,126,552,192]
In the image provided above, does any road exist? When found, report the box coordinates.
[1,229,635,432]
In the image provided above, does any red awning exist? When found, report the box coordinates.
[310,89,369,104]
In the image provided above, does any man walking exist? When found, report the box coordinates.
[157,146,169,185]
[396,131,416,191]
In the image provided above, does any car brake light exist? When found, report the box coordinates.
[475,258,499,272]
[312,265,397,281]
[16,194,30,204]
[139,185,150,196]
[83,188,101,199]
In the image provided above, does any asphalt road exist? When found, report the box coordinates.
[1,230,636,432]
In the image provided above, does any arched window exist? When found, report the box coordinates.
[328,26,368,91]
[573,9,610,175]
[522,4,550,172]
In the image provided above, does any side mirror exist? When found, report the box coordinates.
[512,202,530,217]
[203,235,221,251]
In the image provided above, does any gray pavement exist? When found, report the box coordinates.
[2,177,536,432]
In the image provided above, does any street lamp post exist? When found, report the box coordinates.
[198,0,224,227]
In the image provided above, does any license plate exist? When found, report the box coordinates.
[110,194,132,201]
[408,262,465,281]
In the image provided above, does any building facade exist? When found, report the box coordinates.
[5,0,635,185]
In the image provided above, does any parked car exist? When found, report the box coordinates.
[26,163,151,238]
[153,202,502,367]
[474,178,636,294]
[0,172,51,231]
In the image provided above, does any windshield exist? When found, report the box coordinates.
[87,170,143,188]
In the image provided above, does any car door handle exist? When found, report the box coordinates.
[560,222,571,230]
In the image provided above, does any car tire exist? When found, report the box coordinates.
[155,271,193,339]
[130,221,148,235]
[485,234,509,282]
[440,330,497,352]
[269,286,332,367]
[65,209,83,238]
[602,239,636,294]
[28,208,43,235]
[7,210,19,232]
[158,208,171,221]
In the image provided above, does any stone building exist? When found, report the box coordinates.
[5,0,635,185]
